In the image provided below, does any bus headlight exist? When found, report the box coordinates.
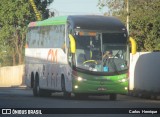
[77,77,82,81]
[74,85,78,89]
[77,77,87,82]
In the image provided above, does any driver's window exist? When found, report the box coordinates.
[76,49,86,66]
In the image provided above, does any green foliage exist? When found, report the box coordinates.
[0,0,30,66]
[33,0,54,20]
[98,0,160,52]
[129,0,160,51]
[0,0,53,66]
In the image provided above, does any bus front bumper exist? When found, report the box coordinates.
[72,80,128,95]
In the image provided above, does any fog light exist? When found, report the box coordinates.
[125,87,128,90]
[119,78,127,82]
[122,79,126,82]
[75,85,78,89]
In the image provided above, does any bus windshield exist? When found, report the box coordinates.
[74,32,128,73]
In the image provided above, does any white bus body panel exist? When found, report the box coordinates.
[25,48,72,92]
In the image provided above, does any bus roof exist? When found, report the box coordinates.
[28,16,67,27]
[28,15,126,33]
[68,15,126,32]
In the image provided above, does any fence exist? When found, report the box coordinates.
[0,65,24,87]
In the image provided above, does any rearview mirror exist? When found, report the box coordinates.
[69,34,76,53]
[129,37,137,55]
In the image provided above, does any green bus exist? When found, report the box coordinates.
[25,15,136,100]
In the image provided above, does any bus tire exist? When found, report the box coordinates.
[31,72,34,88]
[61,76,71,99]
[33,73,40,97]
[109,94,117,101]
[33,73,51,97]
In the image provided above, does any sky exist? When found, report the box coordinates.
[48,0,107,16]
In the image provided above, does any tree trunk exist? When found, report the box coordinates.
[12,53,16,66]
[18,48,23,65]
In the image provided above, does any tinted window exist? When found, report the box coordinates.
[27,25,65,48]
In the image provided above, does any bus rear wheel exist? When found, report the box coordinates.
[33,74,40,96]
[61,76,71,99]
[109,94,117,100]
[33,74,51,97]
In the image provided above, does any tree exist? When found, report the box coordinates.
[30,0,54,20]
[98,0,160,51]
[129,0,160,51]
[0,0,54,66]
[0,0,30,65]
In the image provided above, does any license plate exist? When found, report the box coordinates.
[97,87,106,91]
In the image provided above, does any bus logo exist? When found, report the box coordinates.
[47,49,58,63]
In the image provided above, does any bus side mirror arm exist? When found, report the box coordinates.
[129,37,137,55]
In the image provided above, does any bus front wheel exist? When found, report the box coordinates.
[61,76,71,99]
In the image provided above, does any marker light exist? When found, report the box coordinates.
[125,87,128,90]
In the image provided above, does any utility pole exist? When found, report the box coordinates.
[126,0,129,35]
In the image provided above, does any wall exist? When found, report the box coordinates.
[0,65,24,87]
[129,52,160,92]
